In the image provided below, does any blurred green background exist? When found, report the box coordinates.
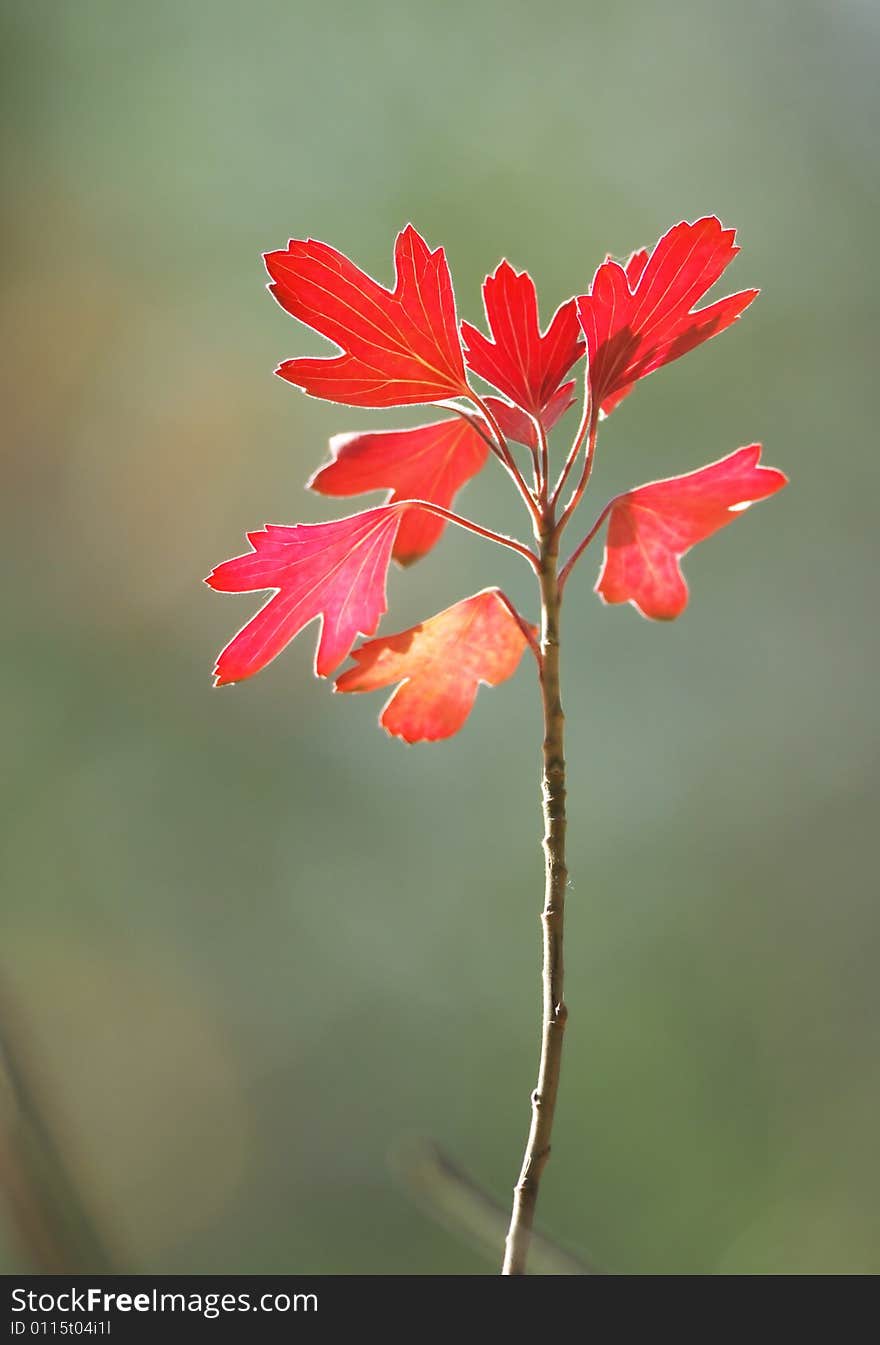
[2,0,878,1275]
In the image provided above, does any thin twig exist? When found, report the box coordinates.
[550,380,592,509]
[409,500,540,571]
[555,409,599,538]
[558,500,615,593]
[495,591,542,664]
[467,391,543,530]
[392,1136,594,1275]
[536,417,550,505]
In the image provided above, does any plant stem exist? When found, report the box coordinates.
[556,410,599,535]
[502,527,569,1275]
[466,392,543,530]
[410,501,540,571]
[394,1137,594,1275]
[558,499,614,593]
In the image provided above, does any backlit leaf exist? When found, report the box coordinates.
[265,225,470,408]
[308,418,488,565]
[207,505,422,683]
[462,261,584,416]
[484,379,577,450]
[335,589,533,742]
[595,445,787,619]
[577,217,758,416]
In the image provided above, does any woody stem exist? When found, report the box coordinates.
[502,518,569,1275]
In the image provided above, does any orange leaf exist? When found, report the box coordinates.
[335,590,533,742]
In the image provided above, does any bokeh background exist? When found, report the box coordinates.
[2,0,878,1274]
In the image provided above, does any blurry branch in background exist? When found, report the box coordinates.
[391,1136,596,1275]
[0,982,120,1273]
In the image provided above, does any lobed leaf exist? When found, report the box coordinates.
[595,445,788,619]
[462,261,584,417]
[265,226,470,408]
[206,505,421,683]
[335,589,533,742]
[308,418,488,565]
[577,217,758,416]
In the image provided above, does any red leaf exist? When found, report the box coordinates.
[335,589,533,743]
[461,261,584,415]
[484,379,577,450]
[596,445,787,619]
[577,217,758,416]
[265,225,470,407]
[308,418,489,565]
[206,505,418,683]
